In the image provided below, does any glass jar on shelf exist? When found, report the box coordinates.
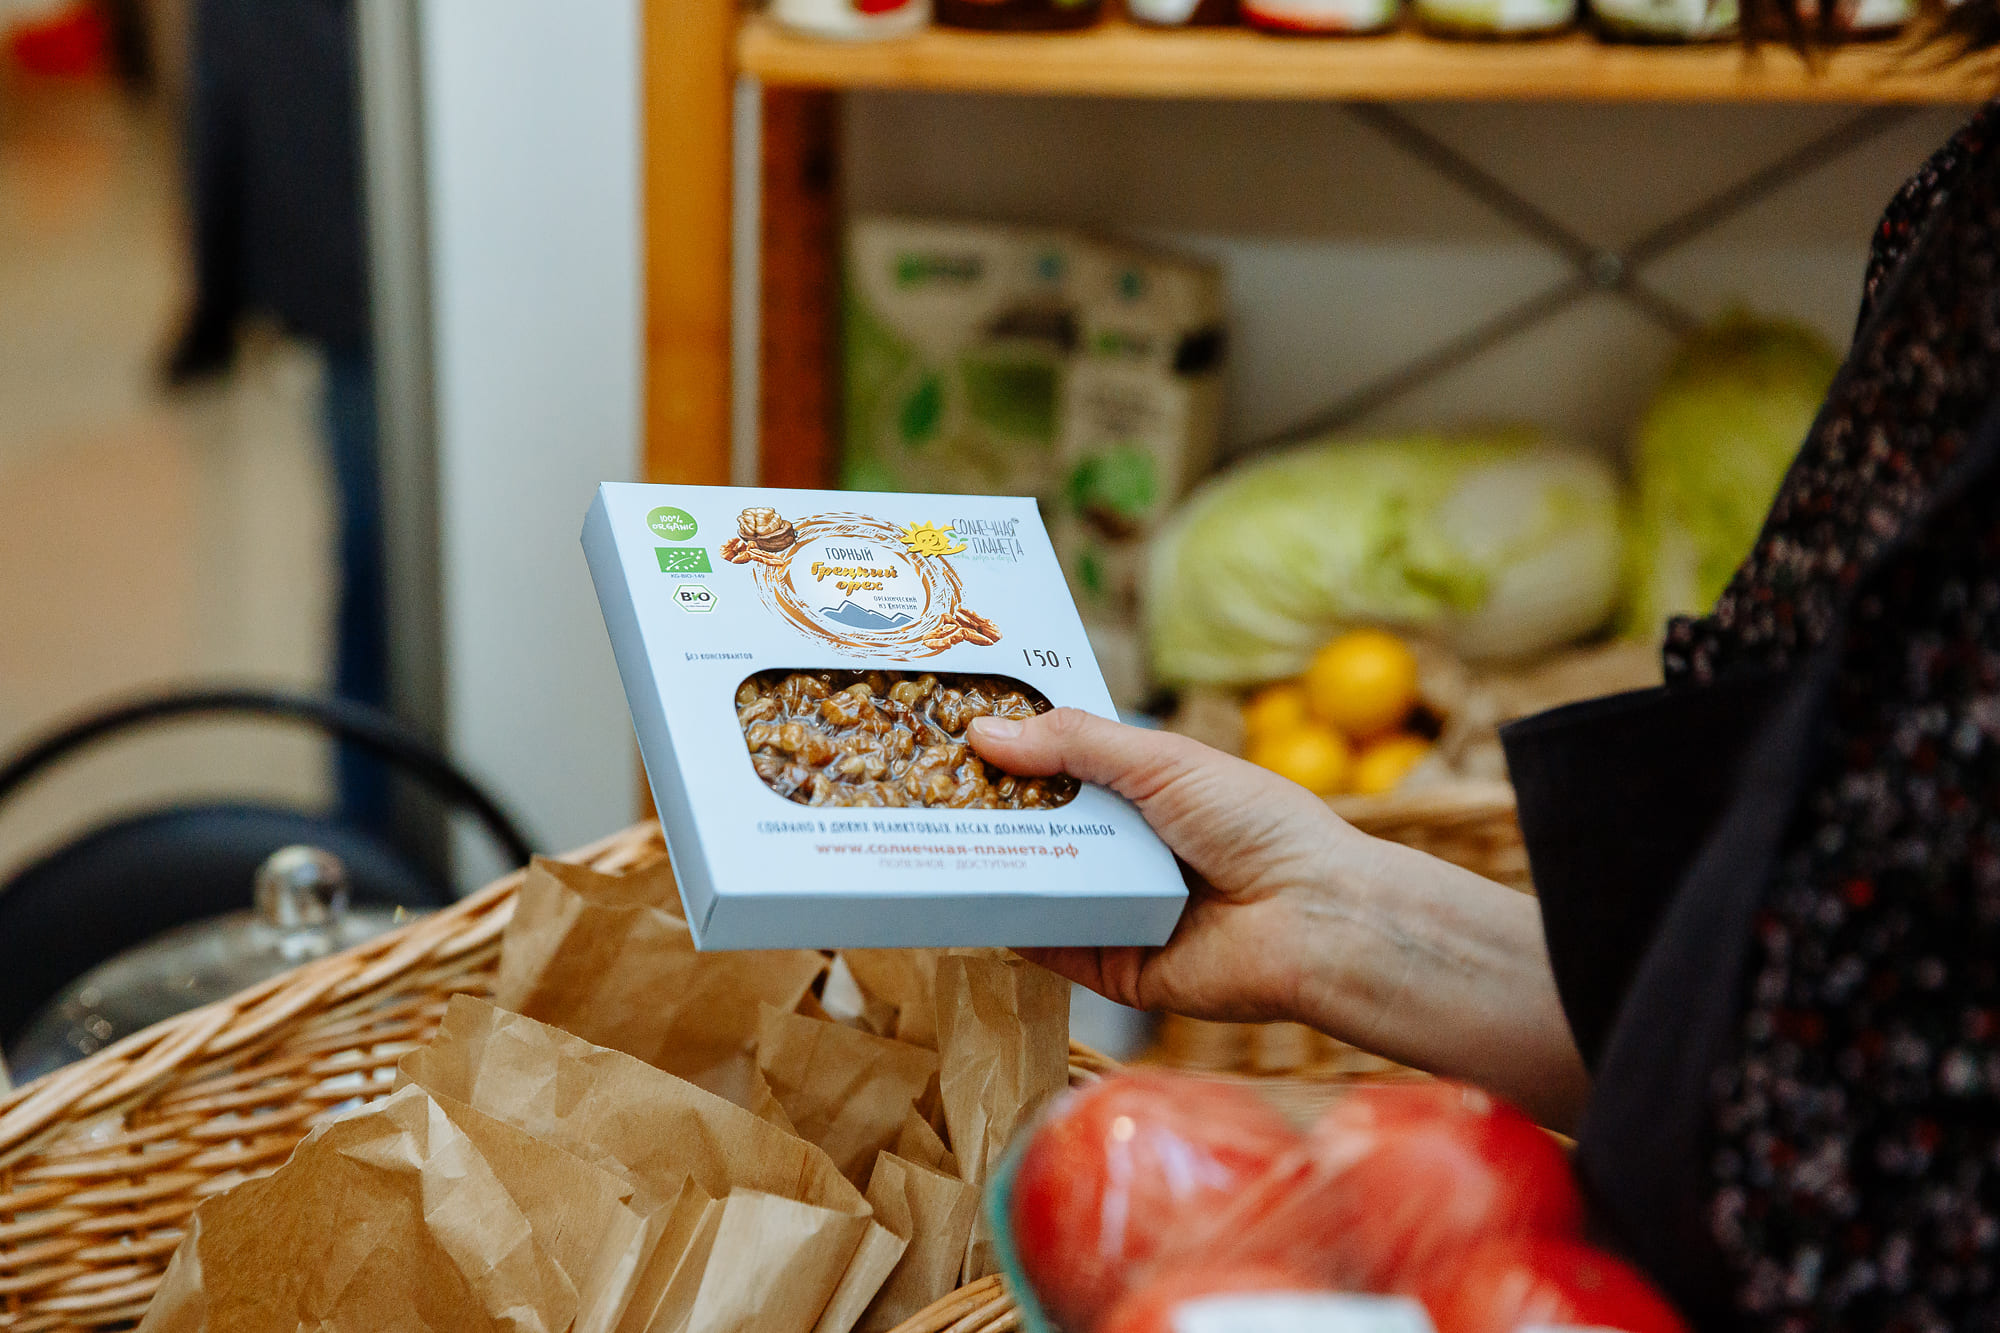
[1415,0,1575,35]
[773,0,932,39]
[935,0,1106,29]
[1587,0,1736,41]
[1241,0,1401,33]
[1125,0,1241,24]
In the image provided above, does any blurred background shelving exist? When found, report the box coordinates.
[737,12,1993,104]
[658,8,1985,510]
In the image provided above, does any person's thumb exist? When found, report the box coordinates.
[967,708,1206,807]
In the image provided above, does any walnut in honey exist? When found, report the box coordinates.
[738,670,1081,810]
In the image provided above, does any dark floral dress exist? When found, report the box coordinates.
[1662,104,2000,1333]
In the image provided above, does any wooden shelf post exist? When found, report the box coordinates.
[647,0,736,488]
[758,88,842,490]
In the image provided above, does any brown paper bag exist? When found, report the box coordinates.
[494,856,825,1105]
[139,1085,579,1333]
[820,954,900,1037]
[893,1107,957,1176]
[838,951,945,1049]
[747,1066,802,1135]
[615,1183,905,1333]
[426,1089,659,1333]
[403,999,907,1333]
[628,1188,876,1333]
[612,1179,722,1333]
[756,1003,941,1185]
[858,1154,980,1333]
[812,1207,913,1333]
[404,999,854,1206]
[935,953,1069,1280]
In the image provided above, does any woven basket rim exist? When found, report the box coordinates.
[0,823,652,1167]
[1328,776,1517,821]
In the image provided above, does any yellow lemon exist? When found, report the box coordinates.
[1242,682,1311,740]
[1245,724,1353,796]
[1351,735,1434,797]
[1305,629,1421,742]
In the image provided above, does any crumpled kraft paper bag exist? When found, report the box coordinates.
[426,1088,660,1333]
[756,1003,940,1186]
[934,953,1069,1281]
[401,998,908,1333]
[618,1185,905,1333]
[139,1085,583,1333]
[819,955,899,1038]
[494,856,826,1106]
[612,1177,721,1333]
[837,951,944,1050]
[893,1107,956,1176]
[857,1153,979,1333]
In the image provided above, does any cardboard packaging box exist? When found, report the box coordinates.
[582,483,1187,950]
[843,218,1080,503]
[842,217,1226,710]
[1053,241,1227,615]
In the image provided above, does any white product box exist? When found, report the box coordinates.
[582,483,1188,950]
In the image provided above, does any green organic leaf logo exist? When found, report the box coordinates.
[656,547,712,574]
[647,507,699,541]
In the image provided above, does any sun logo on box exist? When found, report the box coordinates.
[896,522,967,558]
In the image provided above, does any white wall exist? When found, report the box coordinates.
[846,95,1967,458]
[420,0,643,871]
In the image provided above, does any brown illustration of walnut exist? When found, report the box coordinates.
[952,608,1001,646]
[737,507,798,553]
[737,669,1080,811]
[955,607,1000,638]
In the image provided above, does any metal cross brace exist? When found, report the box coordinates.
[1261,101,1917,446]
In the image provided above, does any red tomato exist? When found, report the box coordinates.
[1010,1071,1302,1333]
[1421,1237,1690,1333]
[1181,1081,1585,1294]
[1098,1265,1327,1333]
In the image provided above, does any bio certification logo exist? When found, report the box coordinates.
[656,547,712,574]
[647,506,699,542]
[673,585,716,614]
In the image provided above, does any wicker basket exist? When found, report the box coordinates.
[1160,639,1663,896]
[0,824,1113,1332]
[1329,780,1528,892]
[1164,694,1533,895]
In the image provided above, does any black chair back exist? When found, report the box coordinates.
[0,689,534,1046]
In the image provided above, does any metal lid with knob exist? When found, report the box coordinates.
[4,846,423,1084]
[256,845,351,953]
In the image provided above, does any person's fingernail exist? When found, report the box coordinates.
[971,716,1023,741]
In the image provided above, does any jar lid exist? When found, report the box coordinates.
[4,847,421,1083]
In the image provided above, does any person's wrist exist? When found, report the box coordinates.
[1274,826,1406,1043]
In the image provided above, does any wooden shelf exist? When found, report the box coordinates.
[738,13,1990,103]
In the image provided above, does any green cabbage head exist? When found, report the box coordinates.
[1146,432,1626,687]
[1624,314,1838,640]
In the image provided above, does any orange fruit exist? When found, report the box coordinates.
[1305,630,1420,742]
[1351,735,1434,797]
[1245,724,1353,796]
[1242,682,1311,740]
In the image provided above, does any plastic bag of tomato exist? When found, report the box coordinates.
[991,1071,1688,1333]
